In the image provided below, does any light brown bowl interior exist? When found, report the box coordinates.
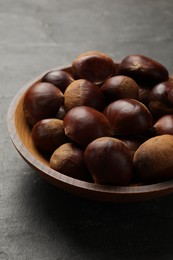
[7,66,173,202]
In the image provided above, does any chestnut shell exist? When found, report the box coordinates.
[103,99,152,136]
[118,54,169,86]
[23,82,64,126]
[72,51,115,84]
[84,137,133,186]
[100,75,139,103]
[63,106,111,146]
[133,135,173,183]
[153,115,173,135]
[42,70,74,93]
[31,118,67,154]
[148,81,173,118]
[64,79,106,111]
[50,143,91,181]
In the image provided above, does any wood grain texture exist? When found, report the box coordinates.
[7,66,173,202]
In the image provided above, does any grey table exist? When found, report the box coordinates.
[1,0,173,259]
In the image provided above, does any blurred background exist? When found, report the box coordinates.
[1,0,173,259]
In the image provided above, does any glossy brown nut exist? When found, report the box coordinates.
[31,118,67,154]
[64,79,106,111]
[84,137,133,186]
[133,135,173,183]
[149,81,173,103]
[72,51,115,84]
[23,82,64,126]
[100,75,139,103]
[41,70,74,93]
[168,88,173,104]
[50,143,92,181]
[56,105,66,120]
[103,99,152,135]
[138,85,151,105]
[119,136,147,158]
[63,106,111,146]
[153,115,173,135]
[118,54,169,86]
[148,101,173,119]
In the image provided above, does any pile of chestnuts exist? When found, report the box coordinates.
[23,51,173,186]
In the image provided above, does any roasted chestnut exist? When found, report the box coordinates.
[133,135,173,183]
[100,75,139,103]
[72,51,115,84]
[64,79,106,111]
[42,70,74,93]
[50,143,91,181]
[118,54,169,86]
[84,137,133,185]
[23,82,64,126]
[63,106,111,146]
[31,118,67,154]
[103,99,152,136]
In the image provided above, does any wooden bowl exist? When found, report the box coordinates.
[7,66,173,202]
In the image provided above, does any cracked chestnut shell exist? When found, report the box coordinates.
[84,137,133,185]
[31,118,67,154]
[64,79,106,111]
[50,143,91,181]
[103,99,152,136]
[42,70,74,93]
[100,75,139,103]
[63,106,111,146]
[118,54,169,86]
[23,82,64,126]
[72,51,115,84]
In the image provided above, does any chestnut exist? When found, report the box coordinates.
[100,75,139,103]
[23,82,64,126]
[56,105,66,120]
[133,135,173,183]
[63,106,111,146]
[72,51,115,84]
[148,81,173,118]
[138,85,151,105]
[153,115,173,135]
[42,70,74,93]
[50,143,91,181]
[119,136,147,158]
[31,118,67,154]
[148,101,173,119]
[149,81,173,103]
[117,54,169,86]
[103,99,152,136]
[168,88,173,104]
[64,79,106,111]
[84,137,133,185]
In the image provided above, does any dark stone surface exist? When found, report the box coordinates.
[1,0,173,259]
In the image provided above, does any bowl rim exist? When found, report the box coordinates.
[7,66,173,202]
